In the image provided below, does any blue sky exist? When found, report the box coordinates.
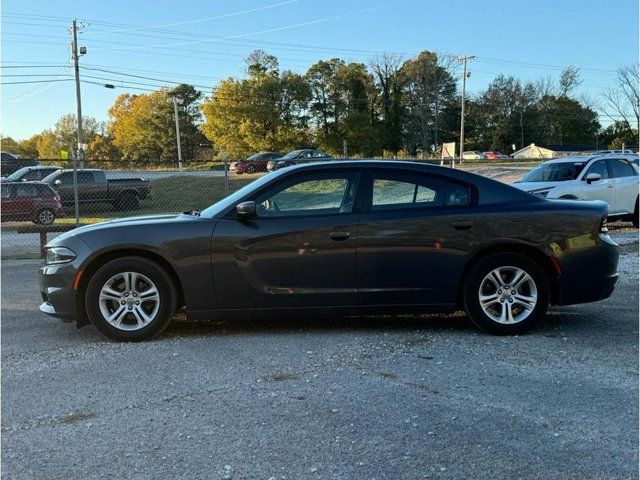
[2,0,638,139]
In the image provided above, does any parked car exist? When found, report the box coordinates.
[266,149,333,171]
[462,151,487,160]
[40,160,619,341]
[230,152,283,174]
[1,152,38,176]
[1,182,63,225]
[41,169,150,211]
[1,165,61,183]
[483,151,509,159]
[512,154,639,227]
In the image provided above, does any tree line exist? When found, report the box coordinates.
[3,51,638,161]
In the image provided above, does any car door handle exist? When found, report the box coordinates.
[607,182,615,188]
[452,221,473,230]
[329,231,350,241]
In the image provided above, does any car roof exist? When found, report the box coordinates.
[3,181,52,185]
[543,153,637,164]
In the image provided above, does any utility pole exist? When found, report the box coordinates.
[457,55,475,164]
[70,19,85,227]
[168,96,184,170]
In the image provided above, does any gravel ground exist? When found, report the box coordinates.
[1,237,638,479]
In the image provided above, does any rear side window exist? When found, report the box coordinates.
[370,172,470,211]
[15,184,36,197]
[1,185,12,198]
[77,172,94,184]
[607,158,637,178]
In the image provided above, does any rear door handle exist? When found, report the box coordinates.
[329,231,350,241]
[452,221,473,230]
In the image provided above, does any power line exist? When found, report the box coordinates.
[1,78,74,85]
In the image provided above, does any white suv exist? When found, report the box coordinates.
[513,154,639,227]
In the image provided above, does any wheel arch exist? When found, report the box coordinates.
[455,242,560,308]
[76,248,185,325]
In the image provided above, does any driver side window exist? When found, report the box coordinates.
[254,172,360,217]
[584,160,608,180]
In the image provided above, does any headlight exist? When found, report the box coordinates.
[45,246,76,265]
[529,189,551,198]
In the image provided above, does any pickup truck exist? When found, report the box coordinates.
[1,152,39,176]
[41,169,150,211]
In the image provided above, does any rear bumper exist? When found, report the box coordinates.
[554,234,620,306]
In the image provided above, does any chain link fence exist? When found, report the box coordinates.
[1,159,537,258]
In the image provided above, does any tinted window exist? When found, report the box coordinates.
[77,172,94,184]
[607,158,636,178]
[1,185,12,198]
[15,184,36,197]
[37,184,54,196]
[584,160,609,180]
[371,172,470,210]
[255,172,359,217]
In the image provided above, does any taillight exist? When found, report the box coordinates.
[54,195,60,202]
[600,216,608,234]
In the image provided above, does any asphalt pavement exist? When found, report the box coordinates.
[1,236,638,479]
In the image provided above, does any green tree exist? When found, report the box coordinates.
[201,50,310,158]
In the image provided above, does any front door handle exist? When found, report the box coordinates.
[329,231,350,241]
[607,182,615,188]
[452,221,473,230]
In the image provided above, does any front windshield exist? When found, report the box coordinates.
[5,167,30,181]
[201,172,278,217]
[246,153,261,161]
[41,171,60,183]
[282,150,302,159]
[520,162,587,182]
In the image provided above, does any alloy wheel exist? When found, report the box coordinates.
[478,266,538,324]
[98,272,160,331]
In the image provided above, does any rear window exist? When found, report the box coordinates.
[370,172,470,211]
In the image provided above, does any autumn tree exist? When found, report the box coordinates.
[201,50,310,158]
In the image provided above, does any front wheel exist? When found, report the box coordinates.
[463,253,549,335]
[85,257,177,341]
[632,199,639,228]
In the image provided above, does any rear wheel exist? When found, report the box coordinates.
[85,257,177,341]
[34,208,55,225]
[246,164,255,174]
[463,253,549,335]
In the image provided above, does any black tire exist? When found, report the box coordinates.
[34,208,55,225]
[633,199,639,228]
[463,252,550,335]
[246,164,255,174]
[116,192,139,211]
[85,257,177,341]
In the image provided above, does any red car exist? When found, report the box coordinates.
[1,182,63,224]
[483,151,509,159]
[230,152,283,174]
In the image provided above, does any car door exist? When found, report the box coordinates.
[580,159,614,208]
[606,158,638,214]
[14,183,36,217]
[356,169,482,307]
[211,170,362,310]
[53,172,74,204]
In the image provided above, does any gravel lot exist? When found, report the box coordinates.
[1,234,638,479]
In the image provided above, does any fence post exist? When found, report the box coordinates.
[223,153,229,194]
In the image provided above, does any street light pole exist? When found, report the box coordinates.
[457,55,475,164]
[168,96,184,170]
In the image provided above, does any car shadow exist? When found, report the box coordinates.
[160,311,478,339]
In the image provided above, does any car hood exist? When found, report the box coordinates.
[511,181,566,192]
[51,213,197,243]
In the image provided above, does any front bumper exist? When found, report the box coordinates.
[39,262,80,321]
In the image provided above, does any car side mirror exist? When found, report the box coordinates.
[236,201,256,219]
[54,179,61,186]
[585,173,601,184]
